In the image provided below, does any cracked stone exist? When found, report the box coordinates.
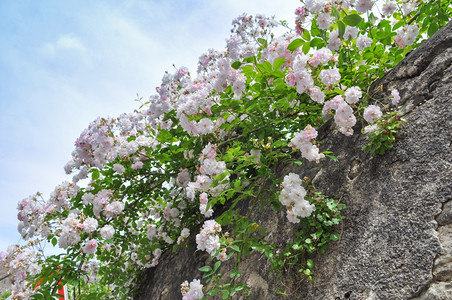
[437,200,452,226]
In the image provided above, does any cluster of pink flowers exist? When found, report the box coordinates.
[81,260,100,284]
[64,111,156,182]
[17,181,85,243]
[148,60,242,140]
[268,43,337,103]
[356,34,372,50]
[279,173,315,223]
[290,125,324,162]
[185,143,230,203]
[181,278,204,300]
[195,220,223,258]
[16,194,51,240]
[199,192,213,218]
[227,13,277,60]
[231,13,278,46]
[209,59,247,99]
[58,213,82,249]
[177,228,190,244]
[362,104,384,134]
[48,181,79,212]
[319,67,341,86]
[294,7,307,34]
[395,24,420,49]
[83,239,98,255]
[363,105,383,124]
[0,245,41,297]
[391,89,401,106]
[322,90,361,136]
[82,188,125,218]
[382,1,398,16]
[295,0,421,53]
[261,32,296,67]
[344,86,363,104]
[100,224,115,239]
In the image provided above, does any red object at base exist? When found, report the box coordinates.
[35,277,66,299]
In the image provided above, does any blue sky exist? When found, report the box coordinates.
[0,1,295,251]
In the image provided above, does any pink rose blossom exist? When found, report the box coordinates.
[363,105,383,123]
[83,239,98,255]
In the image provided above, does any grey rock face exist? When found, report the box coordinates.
[135,22,452,300]
[0,270,10,295]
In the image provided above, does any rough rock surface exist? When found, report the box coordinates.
[136,22,452,300]
[0,270,10,295]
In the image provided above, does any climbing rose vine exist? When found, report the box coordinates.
[1,0,451,299]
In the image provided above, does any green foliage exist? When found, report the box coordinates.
[266,187,345,283]
[1,291,11,300]
[343,14,362,26]
[363,111,406,155]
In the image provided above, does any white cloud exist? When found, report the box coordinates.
[56,34,85,51]
[40,33,86,59]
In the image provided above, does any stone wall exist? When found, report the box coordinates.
[0,270,10,296]
[135,22,452,300]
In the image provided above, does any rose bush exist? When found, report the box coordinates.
[1,0,451,299]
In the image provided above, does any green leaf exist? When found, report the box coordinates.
[311,37,324,48]
[261,61,273,72]
[234,179,241,189]
[428,23,439,37]
[302,41,311,54]
[287,39,304,51]
[392,20,404,31]
[214,171,229,183]
[222,290,230,300]
[257,38,268,48]
[51,237,57,247]
[331,6,340,20]
[241,65,257,78]
[331,233,340,241]
[324,220,333,226]
[231,61,242,70]
[338,20,346,38]
[199,266,212,272]
[307,259,314,269]
[343,14,362,26]
[243,222,255,233]
[207,289,221,296]
[273,57,286,71]
[213,260,221,272]
[302,29,311,41]
[233,284,245,292]
[92,169,100,180]
[324,154,339,162]
[251,242,266,251]
[157,129,173,143]
[230,245,240,252]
